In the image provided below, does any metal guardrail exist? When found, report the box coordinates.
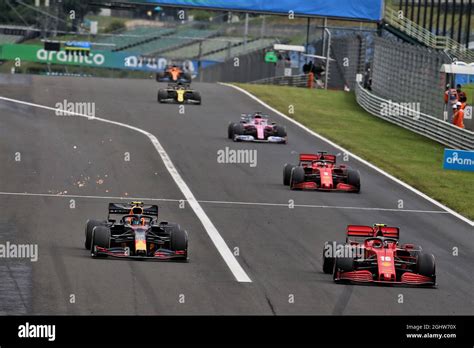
[384,7,474,63]
[250,74,324,88]
[249,74,308,87]
[355,82,474,150]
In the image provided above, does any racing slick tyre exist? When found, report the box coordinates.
[193,91,202,105]
[169,225,188,259]
[85,219,106,250]
[183,72,192,82]
[157,89,168,103]
[333,256,354,281]
[275,125,287,138]
[283,164,295,185]
[416,253,436,278]
[91,226,111,257]
[322,241,338,274]
[232,124,245,142]
[289,166,305,189]
[156,71,165,82]
[228,122,237,139]
[347,169,361,193]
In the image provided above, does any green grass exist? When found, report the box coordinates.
[85,15,128,33]
[464,84,474,105]
[236,84,474,220]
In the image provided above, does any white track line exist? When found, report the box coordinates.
[198,199,448,214]
[221,83,474,227]
[0,191,448,214]
[0,96,252,283]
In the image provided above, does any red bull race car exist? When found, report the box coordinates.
[228,112,287,144]
[84,202,188,261]
[283,152,360,192]
[322,224,436,287]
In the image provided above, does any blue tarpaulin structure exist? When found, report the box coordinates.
[136,0,384,21]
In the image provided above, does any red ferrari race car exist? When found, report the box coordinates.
[228,112,287,144]
[322,224,436,287]
[84,202,188,261]
[283,152,360,192]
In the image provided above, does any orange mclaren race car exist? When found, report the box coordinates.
[156,65,192,83]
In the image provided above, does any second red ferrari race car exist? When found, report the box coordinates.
[283,152,360,192]
[322,224,436,287]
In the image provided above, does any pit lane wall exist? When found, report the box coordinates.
[0,44,217,74]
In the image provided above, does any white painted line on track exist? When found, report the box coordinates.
[221,83,474,227]
[0,191,449,214]
[198,199,449,214]
[0,96,252,283]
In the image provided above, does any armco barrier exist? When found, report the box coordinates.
[249,74,311,87]
[355,82,474,150]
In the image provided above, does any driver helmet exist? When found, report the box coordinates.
[373,223,386,236]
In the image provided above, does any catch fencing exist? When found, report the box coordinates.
[371,36,451,120]
[249,74,311,87]
[355,81,474,150]
[199,50,275,82]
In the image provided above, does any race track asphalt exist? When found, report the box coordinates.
[0,74,472,314]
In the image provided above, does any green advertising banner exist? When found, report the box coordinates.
[0,44,122,69]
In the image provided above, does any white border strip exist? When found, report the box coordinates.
[0,96,252,282]
[221,83,474,227]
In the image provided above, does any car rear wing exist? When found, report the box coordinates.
[299,154,319,162]
[299,153,336,163]
[168,82,190,88]
[107,203,158,221]
[379,226,400,238]
[346,225,400,242]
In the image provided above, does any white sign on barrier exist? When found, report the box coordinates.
[464,106,472,120]
[90,21,98,35]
